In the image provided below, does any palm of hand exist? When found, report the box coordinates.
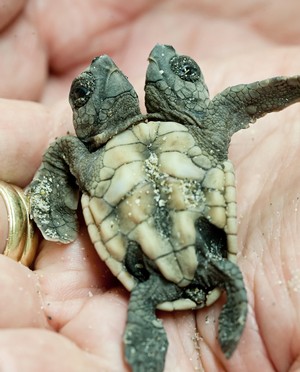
[1,1,300,371]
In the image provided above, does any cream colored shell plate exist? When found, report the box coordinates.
[82,121,238,310]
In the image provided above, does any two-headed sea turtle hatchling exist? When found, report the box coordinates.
[27,44,300,372]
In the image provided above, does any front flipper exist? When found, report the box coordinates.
[26,140,79,243]
[26,136,94,243]
[212,75,300,138]
[124,274,182,372]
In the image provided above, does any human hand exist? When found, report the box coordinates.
[1,1,300,371]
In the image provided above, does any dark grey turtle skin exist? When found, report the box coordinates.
[26,44,300,372]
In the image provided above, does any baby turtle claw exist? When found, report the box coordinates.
[27,44,300,371]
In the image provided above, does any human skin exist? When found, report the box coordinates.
[1,1,300,371]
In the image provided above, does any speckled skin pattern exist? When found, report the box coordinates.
[27,44,300,372]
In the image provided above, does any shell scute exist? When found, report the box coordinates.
[89,197,112,225]
[158,151,206,179]
[156,131,195,153]
[131,121,160,144]
[129,219,173,259]
[202,167,225,189]
[103,162,145,205]
[170,210,198,249]
[105,234,126,261]
[155,252,185,285]
[156,121,189,135]
[174,246,198,281]
[118,184,154,228]
[99,214,119,243]
[192,154,212,170]
[105,128,139,149]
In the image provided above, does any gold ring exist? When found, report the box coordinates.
[0,181,38,266]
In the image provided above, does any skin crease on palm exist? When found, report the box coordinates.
[1,0,300,371]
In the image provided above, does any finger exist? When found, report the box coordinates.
[33,0,152,73]
[32,233,118,329]
[0,0,25,30]
[60,290,128,369]
[0,256,48,328]
[0,329,101,371]
[0,99,72,186]
[0,16,47,100]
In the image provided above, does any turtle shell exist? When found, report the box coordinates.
[82,120,237,310]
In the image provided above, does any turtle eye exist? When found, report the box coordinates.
[169,55,201,82]
[73,85,89,99]
[69,74,95,109]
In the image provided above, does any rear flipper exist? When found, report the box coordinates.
[195,219,247,357]
[124,274,182,372]
[212,259,248,357]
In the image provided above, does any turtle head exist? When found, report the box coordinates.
[145,44,210,126]
[69,55,142,150]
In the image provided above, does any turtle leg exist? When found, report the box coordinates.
[124,274,182,372]
[26,137,81,243]
[185,256,247,357]
[195,219,247,357]
[209,259,248,358]
[26,135,103,243]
